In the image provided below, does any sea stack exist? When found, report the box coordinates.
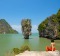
[21,19,32,39]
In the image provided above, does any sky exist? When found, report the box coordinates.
[0,0,60,33]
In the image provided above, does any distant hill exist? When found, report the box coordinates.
[0,19,18,34]
[38,9,60,39]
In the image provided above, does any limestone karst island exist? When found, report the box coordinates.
[0,19,18,34]
[0,0,60,56]
[0,9,60,56]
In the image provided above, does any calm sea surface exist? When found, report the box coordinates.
[0,33,51,56]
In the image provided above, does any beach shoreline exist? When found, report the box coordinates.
[15,50,60,56]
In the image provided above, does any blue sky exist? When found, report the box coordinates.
[0,0,60,33]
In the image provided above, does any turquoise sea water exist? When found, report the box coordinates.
[0,33,51,56]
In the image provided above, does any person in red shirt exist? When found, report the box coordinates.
[46,39,56,51]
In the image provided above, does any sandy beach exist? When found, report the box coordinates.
[15,50,60,56]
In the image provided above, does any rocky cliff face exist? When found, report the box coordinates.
[38,9,60,39]
[0,19,18,34]
[21,19,32,39]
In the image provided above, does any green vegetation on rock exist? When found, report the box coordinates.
[21,19,32,39]
[38,9,60,39]
[13,45,30,54]
[0,19,18,34]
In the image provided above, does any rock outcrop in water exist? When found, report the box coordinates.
[0,19,18,34]
[21,19,32,39]
[38,9,60,39]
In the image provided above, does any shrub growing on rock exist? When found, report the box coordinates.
[13,45,30,54]
[13,48,20,54]
[20,45,30,53]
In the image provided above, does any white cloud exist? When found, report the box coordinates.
[32,25,38,33]
[11,25,38,33]
[11,25,22,33]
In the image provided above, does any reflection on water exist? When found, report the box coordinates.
[0,33,50,56]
